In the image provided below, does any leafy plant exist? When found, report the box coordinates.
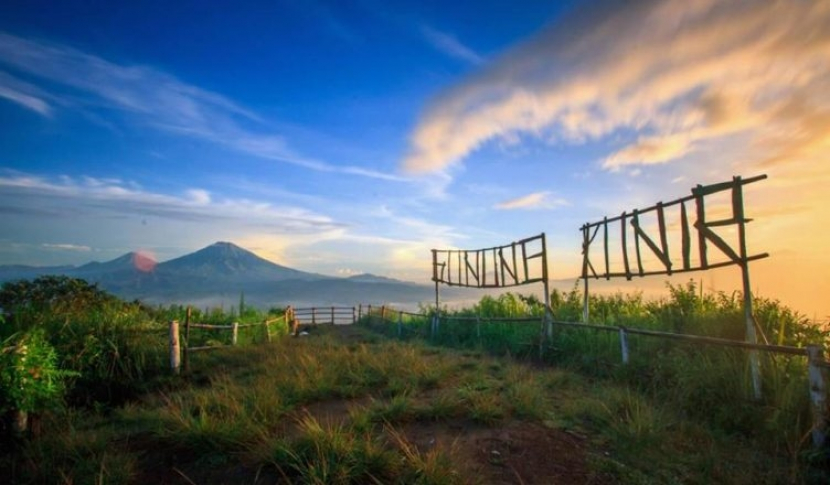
[1,329,77,425]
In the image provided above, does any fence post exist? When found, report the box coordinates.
[807,345,827,448]
[353,306,356,324]
[232,322,239,346]
[368,304,373,322]
[312,307,316,325]
[382,305,387,321]
[184,306,191,372]
[358,304,362,321]
[476,314,481,341]
[331,306,335,325]
[263,318,271,343]
[619,327,630,364]
[397,311,403,337]
[169,320,181,375]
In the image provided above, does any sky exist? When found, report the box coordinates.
[0,0,828,319]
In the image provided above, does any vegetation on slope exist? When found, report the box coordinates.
[0,276,827,483]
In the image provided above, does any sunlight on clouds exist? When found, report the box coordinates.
[603,134,692,170]
[494,191,568,210]
[400,0,830,316]
[403,0,830,174]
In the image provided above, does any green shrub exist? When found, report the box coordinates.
[1,329,77,417]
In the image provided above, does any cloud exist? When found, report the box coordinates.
[402,0,830,174]
[0,71,52,116]
[494,191,569,210]
[603,133,693,170]
[0,172,344,234]
[421,25,483,65]
[0,32,398,181]
[41,243,92,252]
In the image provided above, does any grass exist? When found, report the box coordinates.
[3,324,825,483]
[363,285,829,474]
[2,277,828,483]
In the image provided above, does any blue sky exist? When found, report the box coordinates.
[1,0,829,318]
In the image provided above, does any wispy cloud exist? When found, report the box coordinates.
[0,171,344,234]
[41,243,92,252]
[420,25,483,65]
[0,32,398,181]
[403,0,830,175]
[494,191,568,210]
[0,71,52,116]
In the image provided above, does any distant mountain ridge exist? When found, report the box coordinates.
[0,242,443,308]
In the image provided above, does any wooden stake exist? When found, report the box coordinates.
[657,202,670,274]
[232,322,238,346]
[632,210,644,276]
[807,345,828,448]
[681,202,691,270]
[620,212,631,280]
[263,318,271,343]
[169,320,180,375]
[603,217,609,279]
[619,327,629,364]
[733,177,762,400]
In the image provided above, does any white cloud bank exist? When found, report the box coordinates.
[402,0,830,174]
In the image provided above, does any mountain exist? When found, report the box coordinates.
[0,264,76,281]
[0,242,444,309]
[158,242,322,282]
[346,273,410,284]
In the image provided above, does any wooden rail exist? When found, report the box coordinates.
[293,306,357,325]
[359,306,828,448]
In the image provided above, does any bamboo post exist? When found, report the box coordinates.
[263,318,271,343]
[397,311,403,337]
[185,306,191,344]
[184,306,191,372]
[734,177,762,400]
[807,345,827,448]
[169,320,181,375]
[619,327,629,364]
[232,322,239,346]
[541,233,552,340]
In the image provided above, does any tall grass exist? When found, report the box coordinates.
[362,282,829,470]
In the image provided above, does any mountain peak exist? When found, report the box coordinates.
[159,241,319,281]
[346,273,402,284]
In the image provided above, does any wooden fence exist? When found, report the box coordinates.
[168,307,291,373]
[362,307,829,448]
[164,302,828,448]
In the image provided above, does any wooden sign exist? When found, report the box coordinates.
[580,175,768,280]
[432,233,548,288]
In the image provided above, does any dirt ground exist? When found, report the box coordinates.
[132,325,607,484]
